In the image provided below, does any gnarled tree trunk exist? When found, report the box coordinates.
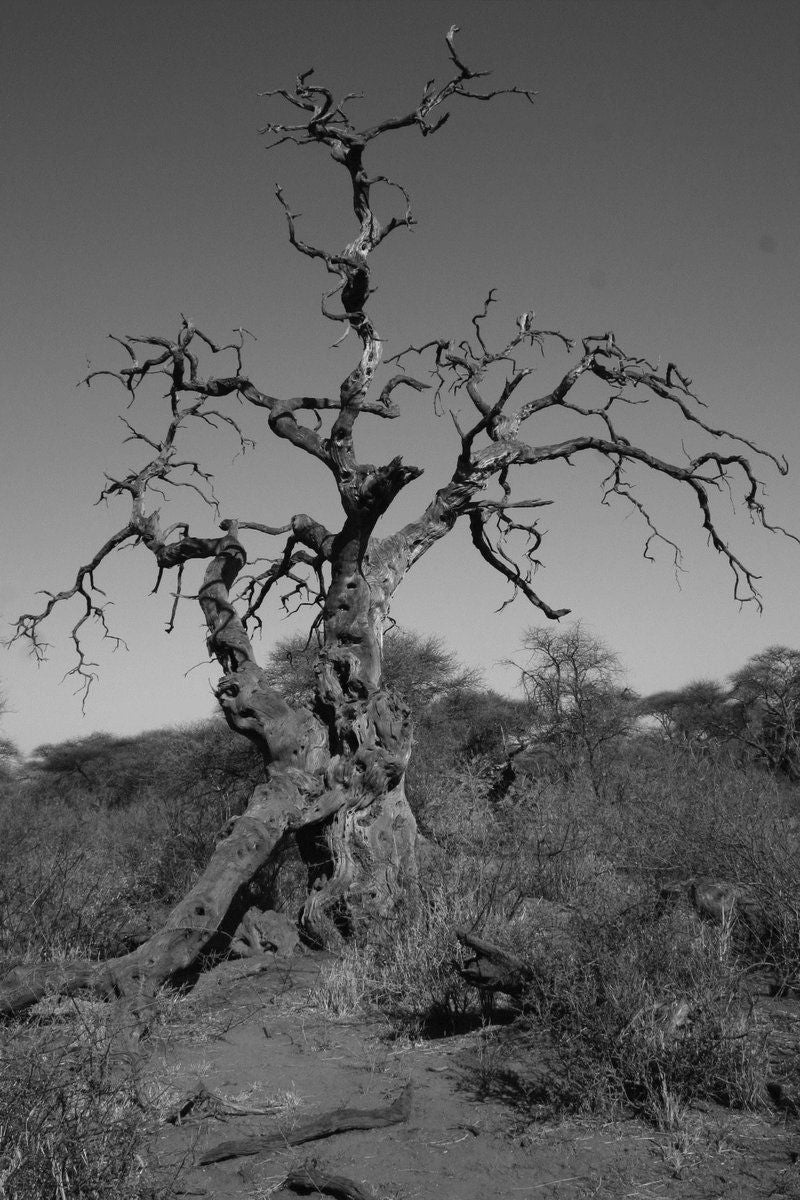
[0,522,421,1016]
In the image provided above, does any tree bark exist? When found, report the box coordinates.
[296,523,418,940]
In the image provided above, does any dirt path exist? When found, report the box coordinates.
[145,952,799,1200]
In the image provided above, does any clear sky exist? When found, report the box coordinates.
[2,0,799,755]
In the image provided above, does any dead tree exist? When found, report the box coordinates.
[2,29,793,1017]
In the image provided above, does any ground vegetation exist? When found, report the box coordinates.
[3,636,800,1194]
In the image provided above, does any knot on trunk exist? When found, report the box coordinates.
[368,688,412,753]
[358,456,423,515]
[215,663,326,771]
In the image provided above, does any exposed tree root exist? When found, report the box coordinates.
[456,928,535,1001]
[282,1162,376,1200]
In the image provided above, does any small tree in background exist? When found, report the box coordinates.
[642,679,741,752]
[642,649,800,780]
[730,646,800,780]
[264,627,478,711]
[0,687,18,788]
[3,30,793,1016]
[515,623,637,794]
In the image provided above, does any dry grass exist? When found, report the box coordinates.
[1,732,798,1173]
[320,877,476,1033]
[0,1010,163,1200]
[516,905,769,1121]
[317,749,798,1125]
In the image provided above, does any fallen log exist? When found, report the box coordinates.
[455,929,534,1000]
[198,1082,412,1165]
[283,1162,375,1200]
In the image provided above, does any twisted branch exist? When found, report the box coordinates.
[378,300,792,615]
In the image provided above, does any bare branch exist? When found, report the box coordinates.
[268,394,330,463]
[117,416,160,450]
[260,28,534,157]
[6,526,137,705]
[237,521,293,537]
[386,299,791,613]
[468,510,569,620]
[585,338,788,475]
[239,536,325,633]
[514,433,771,605]
[17,35,792,716]
[389,303,574,436]
[599,459,685,579]
[376,374,430,415]
[274,185,348,278]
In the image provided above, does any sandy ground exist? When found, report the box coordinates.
[136,950,800,1200]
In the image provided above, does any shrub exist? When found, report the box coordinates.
[320,872,478,1035]
[0,797,139,965]
[515,903,768,1121]
[0,719,265,966]
[0,1015,158,1199]
[319,743,792,1127]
